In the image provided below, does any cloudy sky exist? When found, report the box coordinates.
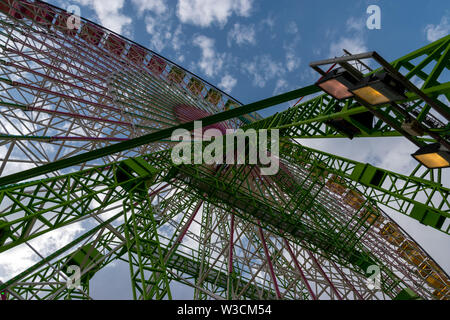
[1,0,449,299]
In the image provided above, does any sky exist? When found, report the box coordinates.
[0,0,449,299]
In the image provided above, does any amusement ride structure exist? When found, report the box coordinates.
[0,0,449,300]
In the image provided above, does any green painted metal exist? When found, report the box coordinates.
[2,225,277,300]
[0,85,319,188]
[279,140,450,234]
[394,288,422,300]
[0,211,124,297]
[0,131,448,298]
[245,36,450,145]
[0,143,404,298]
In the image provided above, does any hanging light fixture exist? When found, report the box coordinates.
[315,67,359,100]
[411,143,450,169]
[350,71,407,106]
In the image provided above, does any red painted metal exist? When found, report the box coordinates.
[80,22,104,46]
[23,106,133,127]
[127,44,147,65]
[284,239,317,300]
[54,11,78,36]
[7,80,123,114]
[177,201,203,244]
[105,33,126,57]
[330,260,364,300]
[228,214,235,274]
[148,55,167,76]
[258,223,282,299]
[303,245,343,300]
[173,104,230,135]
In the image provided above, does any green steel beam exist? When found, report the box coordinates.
[2,217,277,300]
[0,211,123,295]
[0,140,445,299]
[245,36,450,144]
[279,140,450,234]
[0,85,320,188]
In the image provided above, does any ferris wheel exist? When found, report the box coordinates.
[0,0,449,300]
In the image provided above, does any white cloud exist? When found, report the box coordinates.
[0,223,84,281]
[241,55,286,88]
[145,15,168,52]
[144,12,184,53]
[193,35,225,77]
[346,16,365,32]
[297,137,418,176]
[171,25,184,51]
[177,54,185,63]
[227,23,256,47]
[424,15,450,42]
[285,48,301,72]
[261,14,275,30]
[176,0,253,27]
[297,136,450,272]
[273,78,288,95]
[286,21,298,34]
[74,0,132,35]
[131,0,168,15]
[218,74,237,93]
[329,36,368,57]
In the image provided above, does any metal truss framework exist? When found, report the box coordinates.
[0,0,448,301]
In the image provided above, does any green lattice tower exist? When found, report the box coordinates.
[0,141,448,299]
[246,35,449,143]
[117,157,172,300]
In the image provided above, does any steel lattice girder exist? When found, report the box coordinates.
[5,218,282,300]
[1,143,448,299]
[277,140,450,234]
[0,0,274,186]
[244,35,450,143]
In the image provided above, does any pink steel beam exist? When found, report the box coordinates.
[4,25,169,118]
[19,105,134,127]
[177,201,203,244]
[3,40,177,122]
[258,222,282,299]
[228,213,235,299]
[0,134,128,142]
[148,184,171,198]
[283,239,317,300]
[3,0,237,124]
[164,200,204,264]
[3,79,122,113]
[4,31,113,83]
[6,14,229,122]
[229,213,235,274]
[330,260,364,300]
[3,47,107,91]
[131,183,171,208]
[302,243,343,300]
[1,60,113,102]
[3,14,232,128]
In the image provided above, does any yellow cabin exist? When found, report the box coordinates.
[343,189,365,210]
